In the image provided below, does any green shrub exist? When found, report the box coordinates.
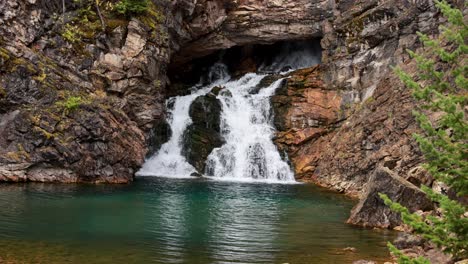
[56,96,83,114]
[115,0,149,16]
[61,24,83,43]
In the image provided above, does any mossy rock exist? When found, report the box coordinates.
[181,94,224,173]
[182,125,224,173]
[189,94,222,131]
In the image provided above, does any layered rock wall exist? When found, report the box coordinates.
[0,0,172,182]
[274,0,450,197]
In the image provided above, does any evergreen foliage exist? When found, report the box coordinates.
[379,1,467,262]
[115,0,149,16]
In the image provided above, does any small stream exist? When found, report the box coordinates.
[0,178,395,264]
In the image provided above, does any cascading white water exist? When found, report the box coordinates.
[204,74,294,182]
[137,43,320,182]
[137,64,230,178]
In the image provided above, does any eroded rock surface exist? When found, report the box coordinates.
[173,0,330,65]
[346,166,433,228]
[0,0,172,182]
[272,66,347,178]
[272,0,450,198]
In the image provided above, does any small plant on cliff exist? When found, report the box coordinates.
[61,24,83,43]
[56,96,84,115]
[380,1,467,263]
[115,0,149,16]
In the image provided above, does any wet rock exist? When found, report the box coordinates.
[0,0,454,191]
[147,119,172,158]
[189,94,222,131]
[347,166,433,228]
[210,86,224,96]
[190,172,202,177]
[233,57,257,77]
[250,74,283,94]
[182,94,224,173]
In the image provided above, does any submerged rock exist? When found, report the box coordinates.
[190,172,202,177]
[347,166,433,229]
[182,94,224,173]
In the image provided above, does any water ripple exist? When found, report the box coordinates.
[0,178,396,264]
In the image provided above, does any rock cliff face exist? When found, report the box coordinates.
[0,0,169,182]
[272,0,449,197]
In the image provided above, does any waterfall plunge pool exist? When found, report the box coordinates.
[0,177,396,263]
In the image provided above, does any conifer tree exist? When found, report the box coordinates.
[379,1,467,262]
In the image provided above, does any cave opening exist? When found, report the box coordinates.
[167,38,323,96]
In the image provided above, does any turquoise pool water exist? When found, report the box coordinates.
[0,177,395,263]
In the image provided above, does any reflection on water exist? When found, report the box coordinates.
[0,178,395,264]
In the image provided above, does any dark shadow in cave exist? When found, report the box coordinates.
[167,39,323,96]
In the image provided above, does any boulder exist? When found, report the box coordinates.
[347,166,433,228]
[182,94,224,173]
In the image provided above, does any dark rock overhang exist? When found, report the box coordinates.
[170,0,330,67]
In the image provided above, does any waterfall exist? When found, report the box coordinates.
[137,43,320,182]
[137,64,230,178]
[204,74,294,182]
